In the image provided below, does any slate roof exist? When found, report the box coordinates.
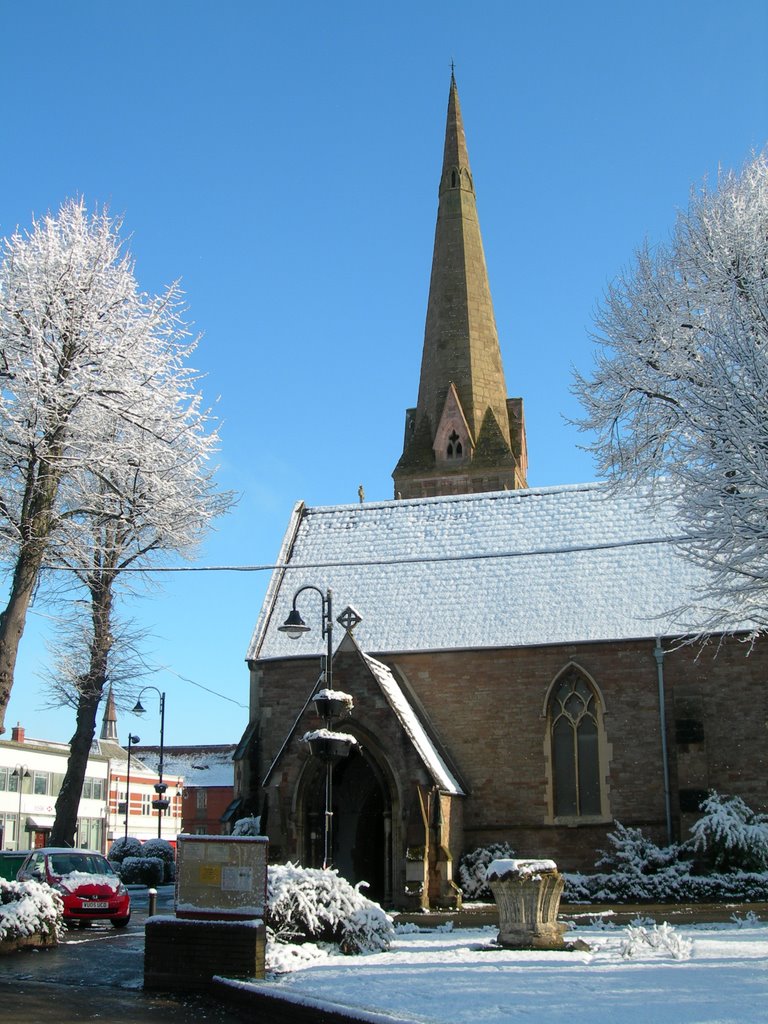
[247,481,733,663]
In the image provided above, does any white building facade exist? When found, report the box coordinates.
[0,723,183,852]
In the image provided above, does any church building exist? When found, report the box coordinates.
[239,76,767,908]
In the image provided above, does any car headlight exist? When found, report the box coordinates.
[116,882,128,896]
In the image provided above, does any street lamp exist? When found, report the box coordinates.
[132,687,168,838]
[124,734,140,841]
[279,585,334,691]
[11,765,30,851]
[279,587,352,869]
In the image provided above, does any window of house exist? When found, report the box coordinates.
[33,771,49,796]
[196,789,207,811]
[549,666,604,818]
[141,793,153,815]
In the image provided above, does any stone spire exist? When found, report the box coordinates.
[100,684,119,742]
[393,74,527,499]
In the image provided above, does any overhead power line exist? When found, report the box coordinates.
[36,533,686,575]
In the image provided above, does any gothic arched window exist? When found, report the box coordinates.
[446,430,462,459]
[549,666,604,818]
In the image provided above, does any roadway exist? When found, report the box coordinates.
[0,886,249,1023]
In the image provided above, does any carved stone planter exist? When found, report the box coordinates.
[486,858,567,949]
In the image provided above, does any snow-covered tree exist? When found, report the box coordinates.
[0,198,230,733]
[573,152,768,633]
[45,321,233,847]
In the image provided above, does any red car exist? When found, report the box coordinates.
[17,847,131,928]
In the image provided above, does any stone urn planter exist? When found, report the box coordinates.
[486,858,567,949]
[303,728,357,761]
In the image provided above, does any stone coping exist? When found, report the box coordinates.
[393,901,768,929]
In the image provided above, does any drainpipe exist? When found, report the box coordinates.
[653,638,674,844]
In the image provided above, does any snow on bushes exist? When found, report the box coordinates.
[267,863,394,954]
[232,816,261,836]
[0,879,64,945]
[141,838,176,882]
[563,794,768,903]
[620,921,692,960]
[690,792,768,873]
[108,836,143,863]
[119,856,164,887]
[458,843,515,900]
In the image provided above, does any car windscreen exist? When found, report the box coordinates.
[49,854,113,876]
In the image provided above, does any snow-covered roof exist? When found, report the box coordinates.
[361,651,463,795]
[248,481,727,661]
[133,745,235,788]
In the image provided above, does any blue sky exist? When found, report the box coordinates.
[1,1,766,747]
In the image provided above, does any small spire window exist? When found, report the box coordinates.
[446,430,463,459]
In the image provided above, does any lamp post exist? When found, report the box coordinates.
[132,687,168,838]
[124,734,141,841]
[279,585,334,690]
[279,586,338,868]
[11,765,30,851]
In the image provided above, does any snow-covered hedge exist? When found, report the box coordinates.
[267,863,394,954]
[461,795,768,905]
[458,843,515,901]
[690,793,768,873]
[562,796,768,903]
[232,815,262,837]
[141,838,176,882]
[108,836,143,863]
[119,856,164,887]
[108,836,175,882]
[0,879,64,945]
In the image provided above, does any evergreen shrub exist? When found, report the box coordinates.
[141,838,176,882]
[458,843,515,901]
[266,863,394,954]
[119,856,164,887]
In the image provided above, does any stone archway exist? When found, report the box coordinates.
[301,747,393,905]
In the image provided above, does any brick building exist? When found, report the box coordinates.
[133,745,236,835]
[238,75,768,909]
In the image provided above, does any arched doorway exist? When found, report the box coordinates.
[302,748,391,904]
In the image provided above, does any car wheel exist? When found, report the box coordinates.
[111,916,131,928]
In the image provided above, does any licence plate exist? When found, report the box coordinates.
[82,901,109,910]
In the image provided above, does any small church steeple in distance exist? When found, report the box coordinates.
[392,73,528,499]
[100,684,119,743]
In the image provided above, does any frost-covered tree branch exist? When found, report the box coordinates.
[573,152,768,634]
[0,197,234,734]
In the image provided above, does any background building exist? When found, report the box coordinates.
[133,745,235,835]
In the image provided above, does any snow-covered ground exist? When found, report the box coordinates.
[245,916,768,1024]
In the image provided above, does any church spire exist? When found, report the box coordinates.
[100,684,119,742]
[393,75,527,499]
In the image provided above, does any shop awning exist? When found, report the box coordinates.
[25,815,55,830]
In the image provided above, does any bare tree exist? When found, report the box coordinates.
[573,152,768,633]
[0,198,211,732]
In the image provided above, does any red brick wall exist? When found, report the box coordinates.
[250,635,768,879]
